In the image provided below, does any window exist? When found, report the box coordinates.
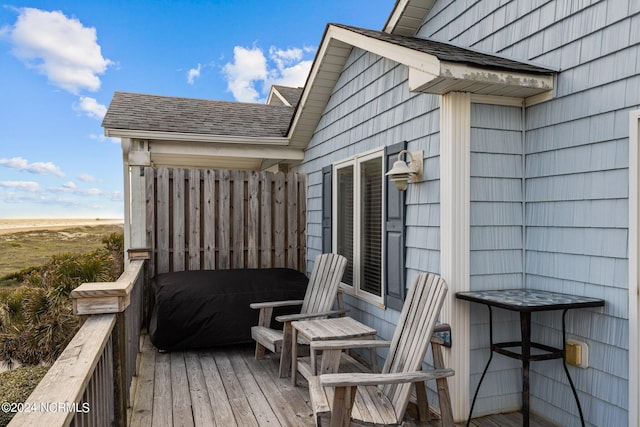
[333,150,384,303]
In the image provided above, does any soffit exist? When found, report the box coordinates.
[288,23,556,149]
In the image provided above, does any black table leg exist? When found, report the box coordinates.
[466,306,494,427]
[520,312,531,427]
[561,309,586,427]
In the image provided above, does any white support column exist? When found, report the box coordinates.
[121,138,150,267]
[439,91,471,422]
[121,138,132,266]
[128,140,151,252]
[628,109,640,427]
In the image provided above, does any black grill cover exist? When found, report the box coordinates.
[148,268,308,351]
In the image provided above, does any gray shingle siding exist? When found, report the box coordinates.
[418,0,636,423]
[295,46,441,348]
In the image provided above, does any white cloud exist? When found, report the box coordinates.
[222,46,268,102]
[89,133,119,144]
[0,181,42,192]
[222,44,314,103]
[75,96,107,119]
[78,173,97,182]
[187,64,202,84]
[7,7,111,94]
[0,157,65,177]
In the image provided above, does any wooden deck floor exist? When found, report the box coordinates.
[128,335,556,427]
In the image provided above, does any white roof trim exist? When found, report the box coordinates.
[288,24,555,149]
[105,128,290,146]
[383,0,437,35]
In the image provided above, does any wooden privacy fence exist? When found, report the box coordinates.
[144,167,306,276]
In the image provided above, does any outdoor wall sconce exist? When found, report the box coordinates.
[385,149,423,191]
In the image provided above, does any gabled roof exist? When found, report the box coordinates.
[103,92,303,171]
[103,92,293,140]
[384,0,437,36]
[339,24,554,75]
[287,23,556,148]
[267,86,304,107]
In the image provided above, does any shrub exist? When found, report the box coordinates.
[0,365,48,426]
[0,231,124,365]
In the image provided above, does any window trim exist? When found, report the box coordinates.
[332,147,386,306]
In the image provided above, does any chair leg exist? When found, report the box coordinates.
[432,342,454,426]
[255,342,266,360]
[279,321,293,378]
[415,381,431,421]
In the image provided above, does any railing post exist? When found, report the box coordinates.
[113,312,127,427]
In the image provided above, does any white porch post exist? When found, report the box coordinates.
[122,138,151,266]
[628,109,640,427]
[439,91,471,422]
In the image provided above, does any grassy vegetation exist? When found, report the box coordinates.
[0,227,124,426]
[0,365,49,426]
[0,224,123,282]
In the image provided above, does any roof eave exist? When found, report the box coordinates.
[104,128,290,146]
[383,0,437,35]
[288,24,556,149]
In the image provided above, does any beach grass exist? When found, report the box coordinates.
[0,222,124,285]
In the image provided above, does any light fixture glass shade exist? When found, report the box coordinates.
[386,150,422,191]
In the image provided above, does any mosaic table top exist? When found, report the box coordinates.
[455,289,605,312]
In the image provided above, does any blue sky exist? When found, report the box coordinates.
[0,0,392,219]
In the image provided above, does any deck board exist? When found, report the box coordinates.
[129,336,556,427]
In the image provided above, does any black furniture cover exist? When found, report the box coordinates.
[148,268,308,351]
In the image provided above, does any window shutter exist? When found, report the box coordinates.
[322,165,332,253]
[384,142,407,311]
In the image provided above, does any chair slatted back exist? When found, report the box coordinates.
[380,273,448,420]
[300,253,347,314]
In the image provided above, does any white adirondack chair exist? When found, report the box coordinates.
[251,253,348,377]
[308,273,454,426]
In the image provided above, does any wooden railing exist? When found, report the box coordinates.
[8,250,148,427]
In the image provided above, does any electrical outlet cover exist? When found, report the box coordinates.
[566,339,589,368]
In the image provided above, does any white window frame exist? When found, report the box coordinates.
[332,147,386,306]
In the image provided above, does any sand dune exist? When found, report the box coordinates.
[0,218,124,235]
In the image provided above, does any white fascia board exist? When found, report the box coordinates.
[408,67,440,92]
[330,25,441,74]
[105,128,290,146]
[287,24,440,145]
[440,61,554,91]
[383,0,436,35]
[149,140,304,161]
[267,87,292,106]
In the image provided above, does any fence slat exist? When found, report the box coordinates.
[189,169,201,270]
[173,169,185,272]
[232,170,245,269]
[156,168,170,274]
[286,172,298,270]
[274,172,286,268]
[248,171,259,268]
[298,173,307,271]
[147,168,305,274]
[218,170,231,269]
[260,172,272,268]
[145,167,156,279]
[203,170,216,269]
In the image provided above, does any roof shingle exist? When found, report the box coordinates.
[102,92,294,138]
[335,24,556,75]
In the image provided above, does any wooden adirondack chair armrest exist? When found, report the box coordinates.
[310,339,391,351]
[274,309,349,323]
[431,334,445,345]
[319,369,455,388]
[250,299,304,310]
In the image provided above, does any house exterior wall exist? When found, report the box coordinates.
[418,0,636,425]
[295,46,441,348]
[469,102,524,413]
